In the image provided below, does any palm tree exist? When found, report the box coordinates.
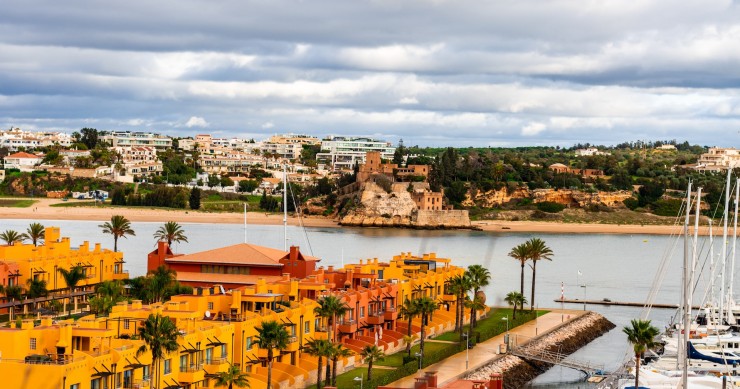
[0,230,25,246]
[508,242,530,299]
[504,291,527,319]
[466,264,491,329]
[623,319,659,389]
[448,274,472,338]
[416,297,438,359]
[57,265,86,316]
[137,314,181,389]
[304,338,331,389]
[526,238,553,310]
[99,215,136,252]
[447,275,464,332]
[148,265,176,303]
[22,223,45,246]
[329,344,353,387]
[90,280,126,315]
[153,221,188,246]
[4,284,23,321]
[399,298,420,358]
[26,278,48,312]
[215,363,250,389]
[255,320,289,389]
[314,295,347,343]
[360,345,385,381]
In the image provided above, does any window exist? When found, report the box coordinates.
[180,355,188,371]
[30,338,37,350]
[206,347,213,363]
[208,302,214,310]
[90,378,101,389]
[123,319,130,330]
[304,320,310,334]
[70,384,80,389]
[360,307,365,318]
[314,318,320,330]
[221,344,228,358]
[164,359,172,375]
[245,337,252,350]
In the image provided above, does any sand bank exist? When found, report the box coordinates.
[0,198,693,235]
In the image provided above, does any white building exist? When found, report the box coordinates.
[3,152,43,171]
[316,137,396,170]
[101,131,172,150]
[266,133,320,146]
[260,142,302,159]
[695,147,740,171]
[0,128,73,150]
[575,147,609,157]
[114,146,158,164]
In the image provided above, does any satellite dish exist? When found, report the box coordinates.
[205,311,211,318]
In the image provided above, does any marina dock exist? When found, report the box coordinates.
[554,298,699,310]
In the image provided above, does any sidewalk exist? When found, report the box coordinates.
[386,309,586,388]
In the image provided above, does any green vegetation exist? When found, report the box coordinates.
[0,198,36,208]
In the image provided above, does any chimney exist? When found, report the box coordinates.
[290,246,299,261]
[489,373,503,389]
[328,265,334,272]
[424,371,438,388]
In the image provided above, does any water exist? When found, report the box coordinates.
[0,219,699,386]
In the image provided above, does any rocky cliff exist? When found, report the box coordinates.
[465,186,632,209]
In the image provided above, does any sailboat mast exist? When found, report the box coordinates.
[721,169,731,324]
[244,202,247,243]
[730,179,739,317]
[283,162,288,251]
[690,188,702,319]
[710,219,715,324]
[681,182,692,387]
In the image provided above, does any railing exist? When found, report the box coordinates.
[205,357,229,365]
[179,364,202,373]
[287,336,298,343]
[132,379,150,389]
[18,353,77,365]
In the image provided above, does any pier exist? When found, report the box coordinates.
[554,298,699,310]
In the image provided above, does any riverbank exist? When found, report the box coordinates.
[462,311,616,389]
[0,198,694,235]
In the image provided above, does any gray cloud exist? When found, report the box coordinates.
[2,0,740,146]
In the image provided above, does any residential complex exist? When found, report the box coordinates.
[0,128,73,151]
[101,131,173,150]
[316,136,396,170]
[695,147,740,172]
[3,151,43,171]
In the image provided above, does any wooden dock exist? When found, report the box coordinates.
[554,298,700,310]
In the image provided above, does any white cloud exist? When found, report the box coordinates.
[185,116,209,128]
[521,122,546,136]
[261,121,275,129]
[399,97,418,105]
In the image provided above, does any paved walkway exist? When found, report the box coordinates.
[387,309,586,388]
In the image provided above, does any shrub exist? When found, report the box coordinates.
[536,201,565,213]
[623,197,639,210]
[653,198,682,217]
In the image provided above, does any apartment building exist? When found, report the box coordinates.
[696,147,740,171]
[316,137,396,170]
[0,128,73,150]
[101,131,172,150]
[2,151,43,171]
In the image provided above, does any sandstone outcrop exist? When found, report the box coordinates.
[465,186,633,209]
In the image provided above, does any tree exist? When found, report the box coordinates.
[304,338,331,389]
[153,221,188,246]
[0,230,24,246]
[360,345,385,381]
[466,264,491,329]
[238,180,259,193]
[220,176,234,188]
[215,363,250,389]
[22,223,45,246]
[416,297,438,359]
[623,319,659,389]
[504,291,527,320]
[255,321,289,389]
[26,278,48,299]
[99,215,136,252]
[399,298,420,358]
[314,295,347,343]
[508,242,530,303]
[526,238,553,310]
[148,265,176,303]
[189,187,201,210]
[137,314,181,389]
[90,280,125,315]
[79,127,100,150]
[329,344,353,386]
[57,265,86,316]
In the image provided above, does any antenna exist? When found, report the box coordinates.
[244,202,247,243]
[283,162,288,251]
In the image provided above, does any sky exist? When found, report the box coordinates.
[2,0,740,148]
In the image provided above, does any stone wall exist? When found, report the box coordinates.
[413,210,471,228]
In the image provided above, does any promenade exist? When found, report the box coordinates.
[387,309,586,388]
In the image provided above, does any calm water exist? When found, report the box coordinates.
[0,218,704,386]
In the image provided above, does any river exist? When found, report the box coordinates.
[1,219,701,387]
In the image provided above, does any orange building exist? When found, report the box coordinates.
[357,151,430,183]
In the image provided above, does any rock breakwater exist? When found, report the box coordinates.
[462,312,615,389]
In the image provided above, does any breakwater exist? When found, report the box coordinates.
[462,312,615,389]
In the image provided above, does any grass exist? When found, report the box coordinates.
[0,198,36,208]
[375,341,450,367]
[434,307,548,342]
[50,201,109,208]
[305,367,396,389]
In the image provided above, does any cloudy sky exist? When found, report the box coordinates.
[2,0,740,147]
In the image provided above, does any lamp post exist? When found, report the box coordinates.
[502,316,509,350]
[462,332,470,370]
[354,374,363,389]
[415,351,422,370]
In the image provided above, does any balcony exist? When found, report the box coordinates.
[113,270,129,280]
[179,364,205,383]
[286,336,300,352]
[383,308,399,321]
[440,294,456,302]
[337,320,357,334]
[204,357,229,375]
[367,313,385,326]
[132,379,150,389]
[313,330,329,340]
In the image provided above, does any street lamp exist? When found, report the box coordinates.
[462,332,470,370]
[502,316,509,350]
[415,351,422,370]
[354,374,363,389]
[580,284,587,311]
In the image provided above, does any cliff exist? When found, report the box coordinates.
[464,187,632,209]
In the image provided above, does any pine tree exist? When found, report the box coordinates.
[189,188,201,210]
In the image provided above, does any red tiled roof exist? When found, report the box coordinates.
[176,272,282,285]
[165,243,287,266]
[6,152,40,159]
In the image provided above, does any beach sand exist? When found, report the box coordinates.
[0,198,691,235]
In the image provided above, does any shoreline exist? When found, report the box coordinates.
[0,198,696,235]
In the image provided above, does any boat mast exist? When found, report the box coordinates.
[691,187,702,319]
[283,162,288,251]
[681,181,692,388]
[730,178,739,324]
[721,169,731,324]
[710,219,715,325]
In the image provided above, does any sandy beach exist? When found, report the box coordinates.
[0,198,696,236]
